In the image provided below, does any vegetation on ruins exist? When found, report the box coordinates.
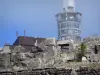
[76,43,87,62]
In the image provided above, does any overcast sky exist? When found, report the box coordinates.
[0,0,100,46]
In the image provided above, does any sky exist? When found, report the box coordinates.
[0,0,100,47]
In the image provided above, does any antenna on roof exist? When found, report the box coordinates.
[16,31,18,37]
[24,29,26,36]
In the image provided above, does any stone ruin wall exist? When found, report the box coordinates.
[0,37,100,71]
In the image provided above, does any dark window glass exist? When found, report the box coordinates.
[67,22,70,27]
[75,23,79,28]
[61,23,66,28]
[61,30,66,34]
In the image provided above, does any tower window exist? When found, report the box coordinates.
[67,36,71,39]
[67,22,70,27]
[61,30,67,34]
[61,23,66,28]
[68,30,73,34]
[75,23,79,28]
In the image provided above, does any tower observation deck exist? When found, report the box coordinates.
[56,0,82,42]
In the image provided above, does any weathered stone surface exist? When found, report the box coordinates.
[1,36,100,71]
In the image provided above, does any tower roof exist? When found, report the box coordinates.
[63,0,75,12]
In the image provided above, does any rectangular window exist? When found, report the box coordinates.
[74,30,80,35]
[68,30,73,34]
[75,23,79,28]
[61,23,66,28]
[61,30,67,34]
[67,22,70,27]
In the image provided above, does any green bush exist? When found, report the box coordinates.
[76,43,87,61]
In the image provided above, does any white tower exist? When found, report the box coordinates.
[56,0,82,42]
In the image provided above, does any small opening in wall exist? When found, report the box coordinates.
[94,45,98,54]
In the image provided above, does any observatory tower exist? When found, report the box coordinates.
[56,0,82,42]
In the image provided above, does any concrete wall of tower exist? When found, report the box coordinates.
[56,12,82,42]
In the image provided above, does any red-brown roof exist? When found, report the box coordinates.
[13,36,45,46]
